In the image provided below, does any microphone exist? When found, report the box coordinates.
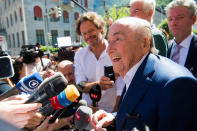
[48,85,81,123]
[50,84,80,110]
[74,106,92,130]
[0,72,43,101]
[25,72,68,104]
[89,84,102,107]
[39,85,82,117]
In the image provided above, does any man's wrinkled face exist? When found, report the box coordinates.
[107,23,144,77]
[59,65,75,85]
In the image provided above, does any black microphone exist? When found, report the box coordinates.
[74,106,92,130]
[25,72,68,104]
[89,84,102,107]
[48,99,87,124]
[0,72,43,101]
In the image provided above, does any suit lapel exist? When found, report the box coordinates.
[116,53,155,130]
[167,42,174,58]
[185,35,197,69]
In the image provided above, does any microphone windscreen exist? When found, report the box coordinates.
[25,72,68,103]
[16,72,43,94]
[74,106,92,129]
[89,84,102,107]
[51,84,80,110]
[0,72,43,101]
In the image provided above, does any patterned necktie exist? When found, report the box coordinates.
[172,44,182,64]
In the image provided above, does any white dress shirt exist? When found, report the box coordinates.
[170,34,193,66]
[74,40,121,112]
[123,53,148,95]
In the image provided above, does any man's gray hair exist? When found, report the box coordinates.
[130,0,156,14]
[166,0,197,17]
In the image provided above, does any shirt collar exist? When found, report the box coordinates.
[174,33,193,49]
[123,53,148,90]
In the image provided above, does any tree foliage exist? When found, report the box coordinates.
[103,5,130,22]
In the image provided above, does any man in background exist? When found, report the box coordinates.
[130,0,168,57]
[57,60,75,85]
[166,0,197,78]
[74,12,122,113]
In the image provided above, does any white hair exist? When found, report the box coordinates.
[130,0,156,13]
[166,0,197,17]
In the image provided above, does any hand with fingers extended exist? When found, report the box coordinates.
[0,95,42,128]
[91,110,115,131]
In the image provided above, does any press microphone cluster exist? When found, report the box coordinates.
[25,72,68,104]
[0,72,43,101]
[89,84,102,107]
[48,84,81,123]
[38,83,83,118]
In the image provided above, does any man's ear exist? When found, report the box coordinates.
[148,9,154,18]
[141,37,150,54]
[192,14,197,24]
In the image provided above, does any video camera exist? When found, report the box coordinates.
[0,50,15,79]
[20,43,44,64]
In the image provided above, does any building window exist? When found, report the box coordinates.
[6,17,9,28]
[17,32,20,47]
[14,11,17,23]
[12,34,15,48]
[19,7,23,22]
[8,35,11,48]
[21,31,25,45]
[36,30,45,45]
[10,14,13,26]
[74,12,79,20]
[63,11,69,23]
[64,30,70,36]
[50,8,59,22]
[84,0,88,8]
[5,0,7,9]
[51,30,58,45]
[34,6,43,21]
[8,0,10,6]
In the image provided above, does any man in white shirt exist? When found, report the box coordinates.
[74,12,124,113]
[166,0,197,77]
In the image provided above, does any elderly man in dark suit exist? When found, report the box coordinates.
[167,0,197,78]
[90,17,197,131]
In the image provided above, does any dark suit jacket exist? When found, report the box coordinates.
[116,53,197,131]
[168,35,197,77]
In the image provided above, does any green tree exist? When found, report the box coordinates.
[157,18,173,40]
[103,5,130,38]
[103,5,130,22]
[156,0,171,10]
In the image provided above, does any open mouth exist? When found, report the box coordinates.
[112,56,121,62]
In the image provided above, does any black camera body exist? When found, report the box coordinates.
[104,65,115,82]
[0,51,15,79]
[20,45,43,64]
